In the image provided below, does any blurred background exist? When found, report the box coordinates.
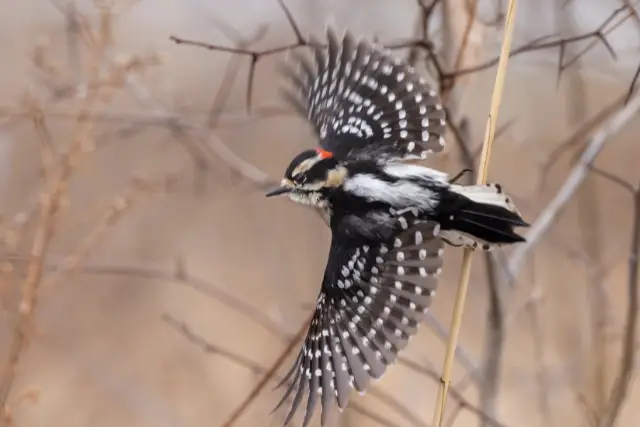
[0,0,639,426]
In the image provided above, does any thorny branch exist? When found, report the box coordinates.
[450,3,631,79]
[170,0,308,112]
[170,0,630,103]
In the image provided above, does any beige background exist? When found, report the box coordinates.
[0,1,639,426]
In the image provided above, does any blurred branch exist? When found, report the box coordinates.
[478,254,505,427]
[584,171,639,427]
[11,257,500,425]
[451,0,480,79]
[443,403,464,427]
[0,105,290,129]
[487,0,505,26]
[0,14,108,418]
[424,313,481,380]
[506,91,640,282]
[199,22,268,192]
[622,0,640,25]
[540,92,628,186]
[589,166,635,192]
[51,7,275,194]
[163,314,421,427]
[42,175,176,291]
[50,261,286,336]
[438,0,481,166]
[440,0,478,100]
[523,252,553,427]
[397,357,508,427]
[0,9,186,421]
[558,3,610,415]
[204,25,268,128]
[407,0,441,65]
[217,314,308,427]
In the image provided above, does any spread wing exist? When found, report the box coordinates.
[273,213,444,427]
[280,27,446,163]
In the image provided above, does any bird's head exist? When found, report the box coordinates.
[266,148,347,207]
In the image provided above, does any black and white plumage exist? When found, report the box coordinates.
[280,27,446,163]
[266,27,529,427]
[272,218,443,427]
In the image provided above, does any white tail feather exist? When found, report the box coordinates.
[449,183,521,215]
[443,182,525,250]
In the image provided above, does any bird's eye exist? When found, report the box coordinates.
[292,174,307,185]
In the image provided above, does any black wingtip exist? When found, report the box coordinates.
[513,232,527,243]
[518,218,531,228]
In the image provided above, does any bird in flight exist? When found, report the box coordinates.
[265,27,529,427]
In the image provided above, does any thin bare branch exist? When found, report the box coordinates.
[560,4,633,72]
[447,4,631,79]
[277,0,305,44]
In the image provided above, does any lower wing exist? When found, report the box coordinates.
[273,213,444,427]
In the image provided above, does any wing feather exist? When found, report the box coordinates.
[280,27,446,163]
[273,213,444,426]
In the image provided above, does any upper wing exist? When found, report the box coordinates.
[280,27,446,163]
[273,212,444,427]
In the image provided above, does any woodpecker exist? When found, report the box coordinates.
[266,27,529,427]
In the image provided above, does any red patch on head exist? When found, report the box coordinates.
[316,149,333,159]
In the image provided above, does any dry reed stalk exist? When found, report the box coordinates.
[431,0,519,425]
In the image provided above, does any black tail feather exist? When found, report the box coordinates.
[435,190,529,245]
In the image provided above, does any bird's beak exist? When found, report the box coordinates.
[265,186,291,197]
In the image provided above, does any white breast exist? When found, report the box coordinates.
[343,173,440,211]
[382,163,449,183]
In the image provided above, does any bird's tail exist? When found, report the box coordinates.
[436,183,529,250]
